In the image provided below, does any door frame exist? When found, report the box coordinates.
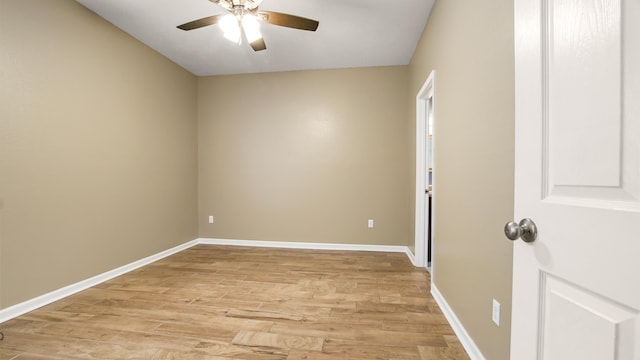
[414,70,436,270]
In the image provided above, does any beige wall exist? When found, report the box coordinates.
[198,67,410,245]
[407,0,515,359]
[0,0,198,308]
[0,3,516,359]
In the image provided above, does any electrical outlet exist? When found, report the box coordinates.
[367,219,374,228]
[492,299,501,326]
[208,215,214,224]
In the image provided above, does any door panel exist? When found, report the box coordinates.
[512,0,640,358]
[541,275,639,360]
[544,0,640,207]
[547,0,621,189]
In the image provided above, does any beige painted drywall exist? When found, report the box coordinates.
[198,67,410,245]
[0,0,198,309]
[0,4,515,360]
[408,0,515,359]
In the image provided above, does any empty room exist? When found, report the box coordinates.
[1,0,637,359]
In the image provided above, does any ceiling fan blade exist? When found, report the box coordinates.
[250,38,267,51]
[177,15,225,31]
[257,11,319,31]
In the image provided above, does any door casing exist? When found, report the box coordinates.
[414,70,436,271]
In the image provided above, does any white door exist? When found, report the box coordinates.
[512,0,640,359]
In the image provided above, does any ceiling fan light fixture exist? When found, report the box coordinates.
[242,15,262,43]
[177,0,319,52]
[244,0,264,10]
[219,14,241,44]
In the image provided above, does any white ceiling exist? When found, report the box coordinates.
[76,0,434,76]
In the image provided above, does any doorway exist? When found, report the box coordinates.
[414,71,435,272]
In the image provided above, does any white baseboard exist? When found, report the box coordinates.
[404,247,418,267]
[0,239,199,323]
[431,284,486,360]
[197,237,412,255]
[0,238,413,324]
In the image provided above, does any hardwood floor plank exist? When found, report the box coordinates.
[0,245,469,359]
[0,319,50,335]
[193,340,289,359]
[13,352,87,360]
[150,349,234,360]
[35,323,120,343]
[418,344,471,360]
[62,340,160,359]
[225,309,307,322]
[319,338,394,359]
[0,331,84,356]
[0,347,20,360]
[152,322,243,343]
[232,330,324,351]
[20,311,94,324]
[269,320,374,341]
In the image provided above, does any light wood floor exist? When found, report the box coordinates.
[0,245,470,360]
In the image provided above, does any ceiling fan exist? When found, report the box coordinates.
[177,0,319,52]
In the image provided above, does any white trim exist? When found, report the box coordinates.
[197,238,411,254]
[0,238,414,324]
[431,284,486,360]
[415,70,436,271]
[0,239,199,323]
[404,246,418,266]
